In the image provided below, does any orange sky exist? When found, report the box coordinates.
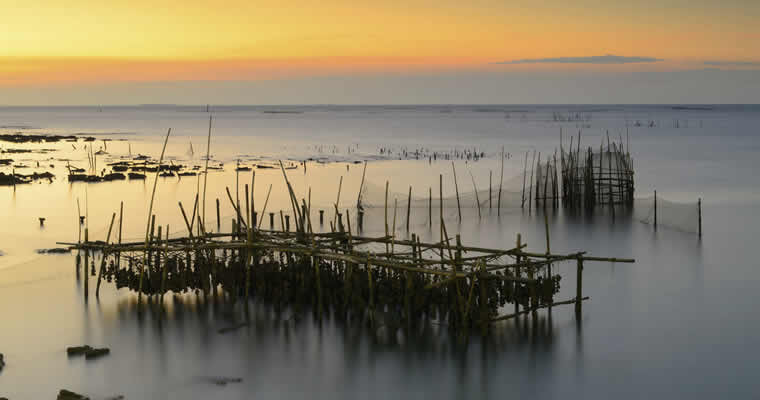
[1,0,759,88]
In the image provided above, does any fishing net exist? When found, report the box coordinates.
[632,195,700,233]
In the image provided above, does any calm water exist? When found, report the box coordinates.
[0,105,759,398]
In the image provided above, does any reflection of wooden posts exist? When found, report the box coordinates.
[479,260,488,336]
[698,198,702,237]
[575,258,583,314]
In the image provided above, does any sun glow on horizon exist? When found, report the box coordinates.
[1,0,759,93]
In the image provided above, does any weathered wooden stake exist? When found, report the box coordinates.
[406,186,412,232]
[575,258,583,314]
[452,162,462,221]
[698,198,702,237]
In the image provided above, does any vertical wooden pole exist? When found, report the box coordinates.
[428,187,432,228]
[489,170,492,209]
[654,190,658,230]
[161,225,169,299]
[96,212,116,298]
[83,228,89,300]
[384,181,389,253]
[440,174,444,269]
[498,146,504,215]
[521,151,528,209]
[406,186,412,232]
[698,198,702,237]
[245,183,250,231]
[575,258,583,314]
[515,234,521,314]
[452,162,461,221]
[117,201,123,269]
[216,198,220,232]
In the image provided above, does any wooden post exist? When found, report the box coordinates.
[428,187,432,228]
[452,162,462,221]
[406,186,412,232]
[654,190,658,230]
[575,258,583,314]
[698,198,702,237]
[216,198,220,232]
[515,234,521,314]
[96,212,116,298]
[521,151,528,208]
[285,214,291,232]
[384,181,389,253]
[498,146,504,215]
[161,225,169,299]
[245,183,250,231]
[489,170,492,209]
[117,201,123,268]
[319,210,324,225]
[270,212,275,230]
[83,228,89,300]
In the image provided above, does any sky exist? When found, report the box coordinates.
[1,0,759,104]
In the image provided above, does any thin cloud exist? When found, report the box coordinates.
[704,60,760,67]
[493,54,663,65]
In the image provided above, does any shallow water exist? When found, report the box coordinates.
[1,105,759,398]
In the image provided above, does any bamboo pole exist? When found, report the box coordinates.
[216,198,220,232]
[698,198,702,237]
[498,146,504,215]
[160,225,169,299]
[117,201,123,268]
[469,170,481,218]
[428,187,432,228]
[575,258,583,314]
[95,212,116,298]
[406,186,412,232]
[258,184,273,229]
[139,128,171,298]
[451,162,462,221]
[202,115,212,227]
[522,151,528,208]
[654,190,658,230]
[83,228,89,299]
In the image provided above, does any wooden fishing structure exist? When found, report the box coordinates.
[62,170,633,339]
[560,132,634,211]
[58,126,634,340]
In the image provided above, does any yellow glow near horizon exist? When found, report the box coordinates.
[1,0,759,85]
